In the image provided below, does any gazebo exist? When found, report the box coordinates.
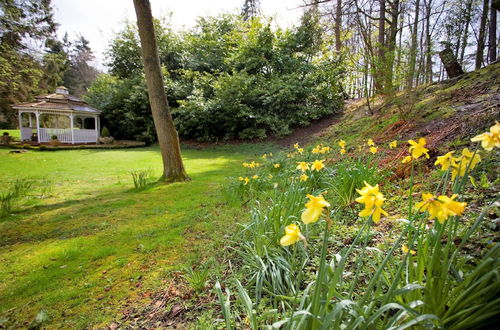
[13,86,101,144]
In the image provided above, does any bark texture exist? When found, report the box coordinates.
[475,0,489,70]
[439,47,464,78]
[133,0,188,182]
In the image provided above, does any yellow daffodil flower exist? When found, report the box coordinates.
[300,174,308,182]
[340,148,346,154]
[434,151,456,171]
[238,177,244,181]
[451,148,481,180]
[294,143,300,149]
[243,177,250,185]
[415,193,467,223]
[311,159,325,171]
[321,146,331,153]
[402,245,416,255]
[408,137,430,159]
[301,194,331,224]
[252,175,259,179]
[367,139,375,146]
[242,162,249,168]
[274,163,280,168]
[370,146,378,154]
[312,145,322,154]
[279,224,305,246]
[389,140,397,149]
[297,147,304,154]
[296,161,310,172]
[402,155,412,163]
[269,153,273,157]
[262,154,267,159]
[355,181,388,223]
[471,121,500,151]
[338,139,346,148]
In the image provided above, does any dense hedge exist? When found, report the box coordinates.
[86,14,345,143]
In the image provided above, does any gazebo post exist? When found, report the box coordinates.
[28,113,32,128]
[35,111,40,143]
[18,111,23,140]
[69,114,75,144]
[94,116,99,143]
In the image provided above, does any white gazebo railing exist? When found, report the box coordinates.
[73,129,98,143]
[20,127,33,141]
[38,128,73,143]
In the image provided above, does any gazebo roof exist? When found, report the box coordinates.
[12,86,101,115]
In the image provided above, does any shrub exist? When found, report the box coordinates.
[50,135,58,140]
[101,127,110,137]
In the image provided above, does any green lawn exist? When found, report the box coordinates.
[0,145,261,328]
[0,129,20,140]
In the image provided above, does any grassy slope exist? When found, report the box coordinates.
[320,62,500,153]
[0,145,273,328]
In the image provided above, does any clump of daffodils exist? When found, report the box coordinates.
[415,193,466,224]
[355,181,388,223]
[242,161,261,168]
[434,148,481,181]
[280,194,330,246]
[471,121,500,151]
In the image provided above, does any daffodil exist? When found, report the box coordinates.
[297,147,304,154]
[296,161,309,172]
[451,148,481,180]
[243,177,250,185]
[262,154,267,159]
[252,175,259,179]
[274,163,280,168]
[402,155,412,163]
[242,162,249,168]
[294,143,300,149]
[415,193,467,223]
[311,159,325,171]
[471,121,500,151]
[355,181,388,223]
[389,140,397,149]
[370,146,378,154]
[338,139,346,149]
[367,139,375,146]
[300,174,308,182]
[301,194,331,224]
[402,245,416,255]
[320,147,330,154]
[238,177,244,181]
[279,224,305,246]
[312,145,322,154]
[434,151,456,171]
[340,148,346,155]
[408,138,429,159]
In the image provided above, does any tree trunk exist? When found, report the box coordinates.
[488,1,497,63]
[459,0,473,65]
[424,0,433,83]
[476,0,489,69]
[385,0,400,93]
[133,0,188,182]
[407,0,420,89]
[335,0,342,51]
[439,47,464,78]
[375,0,386,93]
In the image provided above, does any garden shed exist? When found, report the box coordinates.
[12,86,101,144]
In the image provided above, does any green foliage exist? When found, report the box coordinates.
[101,126,110,137]
[0,178,35,218]
[130,169,151,189]
[87,15,345,142]
[183,265,211,293]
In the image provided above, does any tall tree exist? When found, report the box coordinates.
[488,0,497,62]
[475,0,489,69]
[241,0,260,21]
[375,0,386,93]
[132,0,188,182]
[407,0,420,89]
[334,0,342,51]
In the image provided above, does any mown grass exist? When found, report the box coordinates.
[0,145,266,328]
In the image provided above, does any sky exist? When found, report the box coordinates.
[52,0,305,71]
